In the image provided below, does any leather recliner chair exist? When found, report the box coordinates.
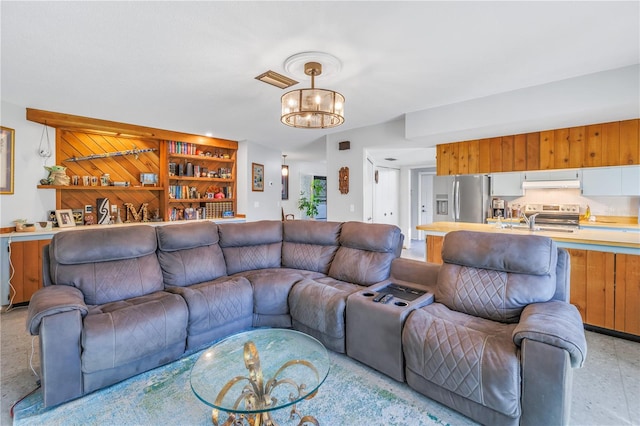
[402,230,587,426]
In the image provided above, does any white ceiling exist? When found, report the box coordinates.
[2,1,638,166]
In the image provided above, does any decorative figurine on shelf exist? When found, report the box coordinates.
[40,165,70,186]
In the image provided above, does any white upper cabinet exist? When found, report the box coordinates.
[621,166,640,196]
[582,167,622,196]
[582,166,639,196]
[490,172,523,197]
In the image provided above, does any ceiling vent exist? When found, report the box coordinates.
[255,70,298,89]
[384,157,397,161]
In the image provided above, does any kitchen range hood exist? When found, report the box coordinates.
[521,169,582,190]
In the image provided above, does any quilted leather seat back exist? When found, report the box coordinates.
[156,222,227,287]
[218,221,283,275]
[328,222,403,286]
[282,220,342,274]
[437,230,558,323]
[49,226,163,305]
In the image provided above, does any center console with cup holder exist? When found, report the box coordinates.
[345,282,434,381]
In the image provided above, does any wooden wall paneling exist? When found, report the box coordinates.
[437,144,449,176]
[584,124,602,167]
[568,249,587,322]
[554,128,571,168]
[568,126,586,168]
[619,119,640,165]
[478,138,492,173]
[585,250,615,329]
[489,137,502,172]
[448,143,459,175]
[538,130,555,170]
[513,134,527,171]
[601,121,620,166]
[501,136,514,172]
[615,254,640,335]
[525,132,540,170]
[467,140,479,174]
[458,141,469,175]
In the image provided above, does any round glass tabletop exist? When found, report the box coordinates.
[190,329,331,417]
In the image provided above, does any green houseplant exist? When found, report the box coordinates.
[297,179,323,219]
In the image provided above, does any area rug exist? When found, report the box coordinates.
[13,349,476,426]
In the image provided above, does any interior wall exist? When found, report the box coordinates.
[0,101,56,228]
[405,65,640,145]
[242,141,283,221]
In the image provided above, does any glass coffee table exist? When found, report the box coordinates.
[190,329,331,426]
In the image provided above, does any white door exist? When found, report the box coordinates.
[418,173,434,240]
[364,158,374,222]
[374,167,399,226]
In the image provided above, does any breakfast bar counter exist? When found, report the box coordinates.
[416,221,640,253]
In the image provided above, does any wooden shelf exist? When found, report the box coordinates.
[168,177,233,183]
[169,198,235,203]
[37,185,165,191]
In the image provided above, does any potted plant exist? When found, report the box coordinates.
[297,179,323,219]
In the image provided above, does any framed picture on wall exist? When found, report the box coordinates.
[252,162,264,192]
[0,126,15,194]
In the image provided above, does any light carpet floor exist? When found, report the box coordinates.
[12,348,476,426]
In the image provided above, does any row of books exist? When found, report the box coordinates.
[169,185,233,200]
[168,141,197,155]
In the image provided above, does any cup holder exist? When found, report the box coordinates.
[394,301,408,307]
[362,292,375,297]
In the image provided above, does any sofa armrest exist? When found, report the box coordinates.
[513,300,587,368]
[27,285,88,335]
[390,258,439,290]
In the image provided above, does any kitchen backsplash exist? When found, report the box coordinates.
[505,189,639,217]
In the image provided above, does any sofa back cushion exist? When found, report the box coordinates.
[437,230,558,323]
[282,221,341,274]
[48,226,163,305]
[328,222,403,286]
[218,221,283,275]
[156,222,227,287]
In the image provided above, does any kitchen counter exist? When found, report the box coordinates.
[417,222,640,254]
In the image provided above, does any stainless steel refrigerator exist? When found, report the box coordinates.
[433,175,490,223]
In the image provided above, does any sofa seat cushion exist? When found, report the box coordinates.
[403,303,520,419]
[166,276,253,348]
[82,291,188,374]
[288,278,363,353]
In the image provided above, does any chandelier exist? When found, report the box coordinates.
[281,62,345,129]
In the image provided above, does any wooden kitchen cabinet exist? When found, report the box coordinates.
[425,235,444,264]
[568,249,639,336]
[614,254,640,335]
[435,118,639,175]
[9,238,51,304]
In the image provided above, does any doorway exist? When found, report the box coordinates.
[417,172,434,240]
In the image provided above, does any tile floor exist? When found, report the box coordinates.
[0,240,637,425]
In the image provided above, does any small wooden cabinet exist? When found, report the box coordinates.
[8,238,51,304]
[425,235,444,264]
